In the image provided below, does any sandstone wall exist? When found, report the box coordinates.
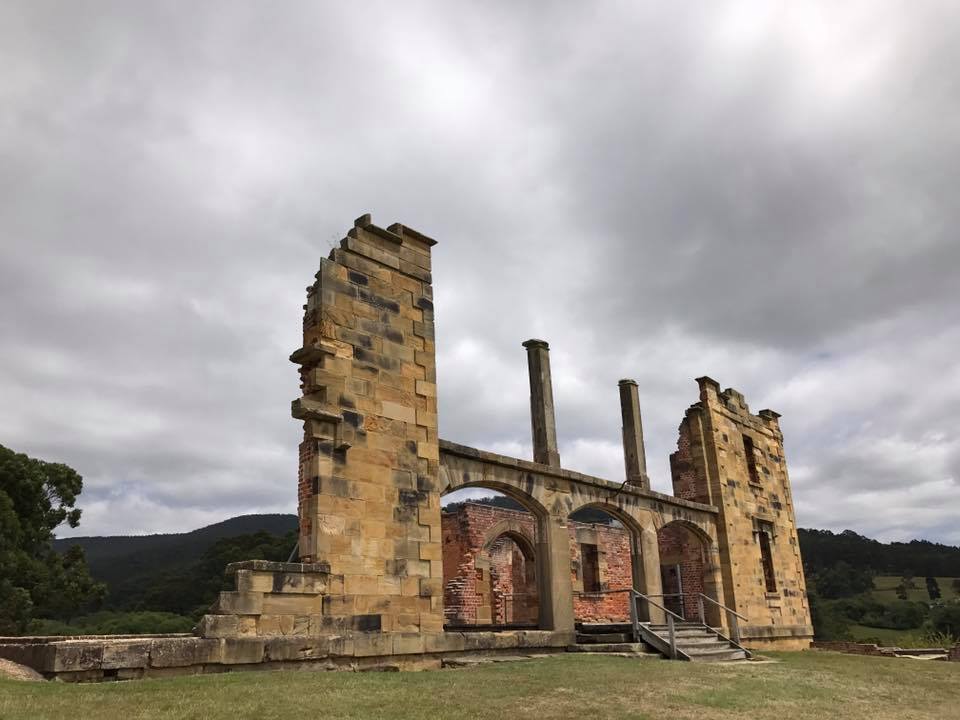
[670,378,812,643]
[292,215,443,636]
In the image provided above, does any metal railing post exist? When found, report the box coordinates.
[697,596,705,626]
[667,614,677,660]
[629,591,639,642]
[727,610,740,644]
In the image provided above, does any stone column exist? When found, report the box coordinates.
[291,214,443,636]
[522,339,561,468]
[702,545,728,629]
[537,514,575,636]
[639,529,665,624]
[618,379,649,489]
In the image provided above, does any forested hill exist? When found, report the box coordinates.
[53,513,298,590]
[798,528,960,577]
[53,514,960,600]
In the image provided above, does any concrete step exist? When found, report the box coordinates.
[646,624,712,632]
[575,633,632,644]
[567,643,659,656]
[674,636,731,647]
[685,648,747,662]
[647,630,714,637]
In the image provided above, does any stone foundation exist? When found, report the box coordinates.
[0,630,572,682]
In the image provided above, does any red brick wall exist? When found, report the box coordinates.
[441,503,634,626]
[669,418,709,503]
[297,439,317,553]
[657,524,706,620]
[440,504,538,625]
[570,525,632,622]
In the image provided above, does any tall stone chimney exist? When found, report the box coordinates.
[618,379,649,489]
[522,339,561,468]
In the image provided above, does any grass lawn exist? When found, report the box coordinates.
[2,652,958,720]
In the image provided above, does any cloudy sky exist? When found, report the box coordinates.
[2,2,958,543]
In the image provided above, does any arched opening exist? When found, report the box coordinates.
[567,504,643,624]
[440,487,542,629]
[656,520,720,624]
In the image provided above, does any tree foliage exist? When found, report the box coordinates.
[925,576,942,601]
[808,561,874,599]
[0,444,105,633]
[799,528,960,577]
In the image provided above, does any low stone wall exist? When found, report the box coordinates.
[810,640,949,659]
[0,629,573,682]
[948,644,960,661]
[810,640,894,657]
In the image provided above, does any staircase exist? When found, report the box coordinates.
[638,621,749,662]
[568,589,752,662]
[567,622,660,658]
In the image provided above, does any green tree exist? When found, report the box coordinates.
[0,444,105,633]
[926,576,942,601]
[811,562,875,599]
[895,583,908,600]
[927,604,960,641]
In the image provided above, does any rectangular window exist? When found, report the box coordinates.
[757,525,777,592]
[581,544,601,592]
[742,434,762,485]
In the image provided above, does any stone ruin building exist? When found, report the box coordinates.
[0,215,812,680]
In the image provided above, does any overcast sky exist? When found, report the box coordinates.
[2,2,958,543]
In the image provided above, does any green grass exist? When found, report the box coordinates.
[872,576,959,602]
[848,624,931,646]
[2,652,958,720]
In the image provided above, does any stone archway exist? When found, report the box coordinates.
[656,519,726,626]
[477,527,538,625]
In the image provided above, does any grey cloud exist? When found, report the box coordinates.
[1,1,957,542]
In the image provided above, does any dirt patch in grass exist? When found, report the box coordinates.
[0,659,43,682]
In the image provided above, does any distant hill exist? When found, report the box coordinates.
[55,513,297,599]
[52,512,960,612]
[798,528,960,577]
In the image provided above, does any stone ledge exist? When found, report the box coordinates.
[0,630,573,681]
[226,560,331,575]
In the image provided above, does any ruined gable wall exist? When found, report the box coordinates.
[293,216,443,636]
[675,378,812,646]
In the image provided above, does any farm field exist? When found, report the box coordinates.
[2,652,959,720]
[871,576,959,602]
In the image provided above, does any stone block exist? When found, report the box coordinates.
[424,632,466,653]
[219,638,265,665]
[414,380,436,397]
[52,642,103,672]
[354,632,392,657]
[259,614,295,636]
[198,614,240,639]
[392,633,425,655]
[216,591,263,615]
[262,636,344,662]
[380,400,416,423]
[235,570,274,593]
[149,638,222,668]
[101,641,150,670]
[418,577,443,597]
[261,593,323,615]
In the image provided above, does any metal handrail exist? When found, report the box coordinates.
[569,587,750,660]
[697,593,748,622]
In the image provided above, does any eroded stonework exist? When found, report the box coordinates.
[0,214,813,681]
